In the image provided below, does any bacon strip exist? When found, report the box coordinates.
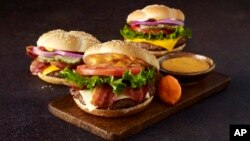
[91,85,115,108]
[124,85,148,103]
[26,46,38,58]
[30,59,49,75]
[90,84,149,108]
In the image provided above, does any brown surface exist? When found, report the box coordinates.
[48,71,230,140]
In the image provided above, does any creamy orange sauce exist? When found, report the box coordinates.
[161,57,210,73]
[84,53,147,68]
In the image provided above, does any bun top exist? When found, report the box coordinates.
[127,4,185,23]
[84,40,160,70]
[37,29,100,53]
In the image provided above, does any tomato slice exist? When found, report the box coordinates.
[130,25,173,35]
[76,65,142,76]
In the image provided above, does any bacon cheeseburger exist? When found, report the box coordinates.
[26,29,100,84]
[120,4,192,57]
[60,40,159,117]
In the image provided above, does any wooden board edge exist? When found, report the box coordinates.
[114,75,231,140]
[48,103,116,140]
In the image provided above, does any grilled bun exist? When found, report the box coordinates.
[37,73,66,85]
[127,4,185,23]
[83,40,160,70]
[37,29,100,53]
[73,95,153,117]
[148,44,186,57]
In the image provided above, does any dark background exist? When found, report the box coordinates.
[1,0,250,140]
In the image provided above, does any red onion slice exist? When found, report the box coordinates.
[31,46,83,58]
[130,19,184,26]
[26,46,38,58]
[32,47,56,58]
[54,50,83,58]
[158,19,184,26]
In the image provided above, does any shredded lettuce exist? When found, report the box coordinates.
[120,25,192,40]
[60,68,155,94]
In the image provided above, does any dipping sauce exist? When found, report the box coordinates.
[161,57,210,73]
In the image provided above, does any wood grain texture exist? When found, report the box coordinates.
[48,71,230,140]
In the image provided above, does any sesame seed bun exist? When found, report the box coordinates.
[37,29,100,53]
[38,73,83,86]
[83,40,160,70]
[127,4,185,23]
[147,44,186,57]
[37,73,66,85]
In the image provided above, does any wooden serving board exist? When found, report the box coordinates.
[48,72,230,140]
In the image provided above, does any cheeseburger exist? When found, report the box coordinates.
[120,4,192,57]
[60,40,159,117]
[26,29,100,84]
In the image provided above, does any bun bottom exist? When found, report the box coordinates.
[73,96,154,117]
[149,44,186,57]
[37,73,65,85]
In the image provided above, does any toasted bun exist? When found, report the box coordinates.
[37,73,65,85]
[73,95,153,117]
[127,4,185,23]
[84,40,160,70]
[149,44,186,57]
[37,29,100,53]
[63,80,79,87]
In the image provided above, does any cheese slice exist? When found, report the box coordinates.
[126,37,181,51]
[44,47,54,51]
[42,65,60,76]
[79,90,97,111]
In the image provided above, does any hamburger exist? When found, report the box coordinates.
[26,29,100,84]
[120,4,192,57]
[60,40,159,117]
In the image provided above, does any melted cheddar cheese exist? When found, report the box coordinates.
[44,47,54,51]
[42,65,60,75]
[84,53,145,68]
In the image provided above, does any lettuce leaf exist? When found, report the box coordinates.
[60,68,155,94]
[120,25,192,40]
